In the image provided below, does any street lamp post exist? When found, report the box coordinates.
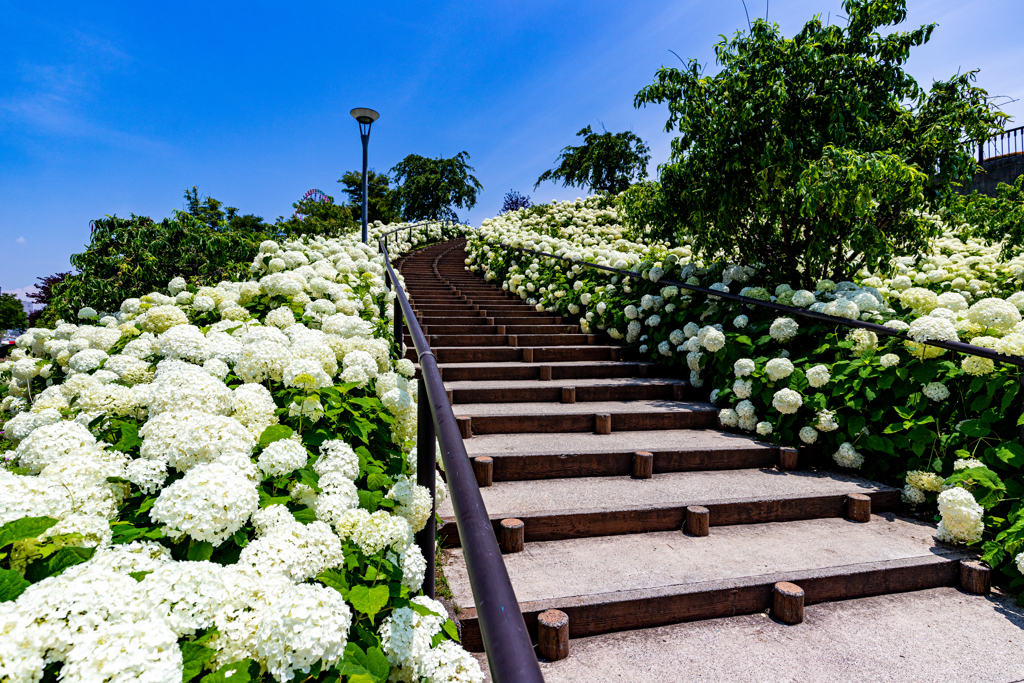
[350,107,380,244]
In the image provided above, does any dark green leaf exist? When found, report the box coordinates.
[200,659,261,683]
[128,571,151,582]
[25,546,96,583]
[958,420,991,438]
[0,568,30,602]
[258,425,294,447]
[316,568,350,593]
[944,468,1006,509]
[187,541,214,562]
[180,642,217,683]
[0,516,59,549]
[442,618,460,643]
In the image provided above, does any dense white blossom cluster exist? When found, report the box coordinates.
[0,227,475,682]
[936,487,985,544]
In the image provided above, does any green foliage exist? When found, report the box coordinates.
[536,125,651,195]
[275,190,357,239]
[46,189,273,322]
[0,293,28,331]
[390,152,483,223]
[953,175,1024,256]
[338,170,403,225]
[624,0,1005,287]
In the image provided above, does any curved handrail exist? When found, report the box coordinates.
[378,223,545,683]
[480,240,1024,369]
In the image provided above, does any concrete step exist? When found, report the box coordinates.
[453,399,717,434]
[472,586,1024,682]
[444,377,689,403]
[421,325,580,336]
[444,514,972,651]
[406,334,597,348]
[461,428,777,479]
[407,346,621,364]
[437,361,663,382]
[439,468,900,544]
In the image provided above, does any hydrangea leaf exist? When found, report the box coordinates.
[346,584,390,619]
[0,516,59,549]
[442,618,460,643]
[944,468,1006,509]
[958,420,991,438]
[180,642,217,683]
[112,421,143,452]
[290,508,317,524]
[363,647,390,682]
[258,424,294,447]
[24,546,96,583]
[316,568,350,593]
[0,568,30,602]
[200,659,261,683]
[996,442,1024,468]
[186,541,214,562]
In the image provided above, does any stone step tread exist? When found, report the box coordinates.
[444,514,963,609]
[444,377,686,390]
[462,428,767,458]
[478,587,1024,683]
[438,468,893,520]
[437,361,654,369]
[453,399,714,417]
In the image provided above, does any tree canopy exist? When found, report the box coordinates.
[536,125,651,195]
[338,170,403,225]
[0,293,28,332]
[501,190,533,214]
[389,152,483,223]
[621,0,1005,287]
[275,189,356,238]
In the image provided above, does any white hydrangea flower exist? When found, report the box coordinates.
[258,439,309,477]
[755,421,773,436]
[814,409,839,432]
[150,461,259,544]
[832,442,864,469]
[806,364,830,388]
[953,458,984,471]
[765,358,794,382]
[798,426,818,444]
[734,358,755,377]
[902,484,926,505]
[922,382,950,402]
[935,488,984,544]
[732,378,752,399]
[879,353,900,368]
[718,408,739,428]
[769,317,798,342]
[772,388,803,414]
[255,583,352,682]
[698,326,725,352]
[733,315,748,328]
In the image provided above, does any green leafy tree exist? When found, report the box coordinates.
[536,125,651,195]
[389,152,483,223]
[953,176,1024,255]
[275,190,356,238]
[47,189,273,321]
[0,293,28,331]
[623,0,1005,287]
[338,170,403,225]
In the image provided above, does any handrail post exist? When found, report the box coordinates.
[394,290,405,360]
[416,376,437,599]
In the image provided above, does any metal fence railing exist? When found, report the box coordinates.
[379,223,545,683]
[980,125,1024,163]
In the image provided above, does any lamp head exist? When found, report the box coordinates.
[350,107,380,125]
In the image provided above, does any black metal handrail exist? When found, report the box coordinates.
[481,240,1024,369]
[980,125,1024,163]
[378,222,545,683]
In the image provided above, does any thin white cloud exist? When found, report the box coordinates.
[7,286,38,302]
[15,236,25,244]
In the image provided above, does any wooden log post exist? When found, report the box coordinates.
[773,582,805,624]
[561,387,576,404]
[522,348,534,363]
[539,365,552,381]
[778,447,798,471]
[960,560,991,595]
[672,384,686,400]
[496,325,506,335]
[472,457,493,488]
[684,506,710,537]
[537,609,570,661]
[845,493,871,522]
[632,451,653,479]
[456,416,472,440]
[499,519,524,553]
[507,335,517,347]
[595,414,611,435]
[446,389,454,405]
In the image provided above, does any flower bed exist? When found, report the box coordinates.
[466,196,1024,591]
[0,222,484,682]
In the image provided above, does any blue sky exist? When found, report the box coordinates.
[2,0,1022,297]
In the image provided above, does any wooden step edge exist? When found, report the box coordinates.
[452,549,972,651]
[439,489,900,547]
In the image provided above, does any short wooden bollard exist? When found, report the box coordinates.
[684,506,710,537]
[472,456,493,488]
[499,518,524,553]
[522,348,534,363]
[496,325,506,335]
[539,365,552,381]
[507,335,517,347]
[778,447,798,471]
[456,416,472,439]
[672,384,686,400]
[446,389,454,405]
[561,387,576,404]
[638,364,649,378]
[773,582,804,624]
[846,493,871,522]
[537,609,569,661]
[586,335,596,346]
[609,348,621,361]
[633,451,653,479]
[595,414,611,435]
[960,560,991,595]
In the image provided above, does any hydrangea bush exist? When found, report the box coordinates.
[0,222,485,682]
[466,196,1024,597]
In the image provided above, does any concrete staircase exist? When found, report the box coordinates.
[396,240,1020,681]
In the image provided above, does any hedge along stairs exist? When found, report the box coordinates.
[397,240,1017,677]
